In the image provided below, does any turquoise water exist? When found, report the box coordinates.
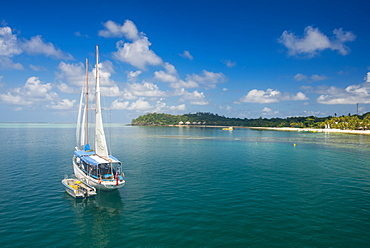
[0,124,369,247]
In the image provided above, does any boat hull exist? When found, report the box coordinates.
[73,161,125,191]
[62,178,97,199]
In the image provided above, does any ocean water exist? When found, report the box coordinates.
[0,123,369,247]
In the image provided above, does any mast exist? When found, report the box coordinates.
[94,45,109,158]
[85,58,89,145]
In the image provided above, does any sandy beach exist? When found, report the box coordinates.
[248,127,370,135]
[172,124,370,135]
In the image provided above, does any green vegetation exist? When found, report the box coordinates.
[131,112,370,130]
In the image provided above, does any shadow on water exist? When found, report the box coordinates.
[63,189,124,215]
[63,190,125,247]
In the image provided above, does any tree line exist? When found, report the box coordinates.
[131,112,370,130]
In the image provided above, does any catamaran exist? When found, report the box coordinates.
[73,45,125,190]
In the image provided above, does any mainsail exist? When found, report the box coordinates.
[94,45,109,158]
[76,86,85,149]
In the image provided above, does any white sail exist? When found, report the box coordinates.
[76,87,84,149]
[94,45,109,158]
[81,101,86,148]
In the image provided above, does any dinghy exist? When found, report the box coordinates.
[62,177,97,199]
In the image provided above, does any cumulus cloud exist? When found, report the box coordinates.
[0,27,23,69]
[311,74,328,82]
[179,50,193,60]
[99,20,140,40]
[56,60,121,96]
[294,73,328,82]
[0,57,23,70]
[103,20,162,70]
[0,27,22,57]
[57,62,85,86]
[238,88,308,103]
[0,25,73,69]
[0,76,61,107]
[278,26,356,57]
[21,35,73,60]
[29,64,47,71]
[113,38,162,70]
[111,97,152,110]
[48,99,76,109]
[127,70,142,82]
[153,100,186,113]
[186,70,227,89]
[123,81,167,99]
[74,31,89,38]
[294,73,307,81]
[155,68,226,89]
[316,76,370,104]
[262,107,279,116]
[365,72,370,83]
[175,88,209,105]
[221,59,236,68]
[154,62,198,88]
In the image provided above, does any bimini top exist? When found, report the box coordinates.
[74,150,120,166]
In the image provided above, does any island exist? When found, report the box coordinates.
[131,112,370,132]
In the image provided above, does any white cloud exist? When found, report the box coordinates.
[169,104,186,111]
[74,31,89,38]
[1,92,33,105]
[155,67,226,90]
[0,27,23,69]
[311,74,328,82]
[111,97,153,110]
[294,73,328,82]
[221,59,236,68]
[179,50,193,60]
[57,62,85,86]
[0,27,22,57]
[290,92,308,101]
[0,76,59,106]
[317,78,370,104]
[294,73,307,81]
[49,99,76,109]
[175,88,209,105]
[185,70,227,89]
[155,70,179,84]
[29,64,47,71]
[278,26,356,57]
[105,20,162,70]
[262,107,279,116]
[123,81,167,98]
[154,62,199,88]
[56,60,121,96]
[365,72,370,83]
[153,100,186,113]
[99,20,140,40]
[21,35,73,60]
[239,89,281,103]
[113,38,162,70]
[238,89,308,103]
[127,70,142,82]
[0,57,23,70]
[0,26,73,69]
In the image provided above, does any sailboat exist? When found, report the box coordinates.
[73,45,125,190]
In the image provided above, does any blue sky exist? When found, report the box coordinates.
[1,0,369,123]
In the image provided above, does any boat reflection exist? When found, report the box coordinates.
[63,190,125,246]
[64,190,124,215]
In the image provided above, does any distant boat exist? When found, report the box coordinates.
[72,45,125,191]
[62,176,97,199]
[222,127,234,130]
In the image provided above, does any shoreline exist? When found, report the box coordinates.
[170,124,370,135]
[247,127,370,135]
